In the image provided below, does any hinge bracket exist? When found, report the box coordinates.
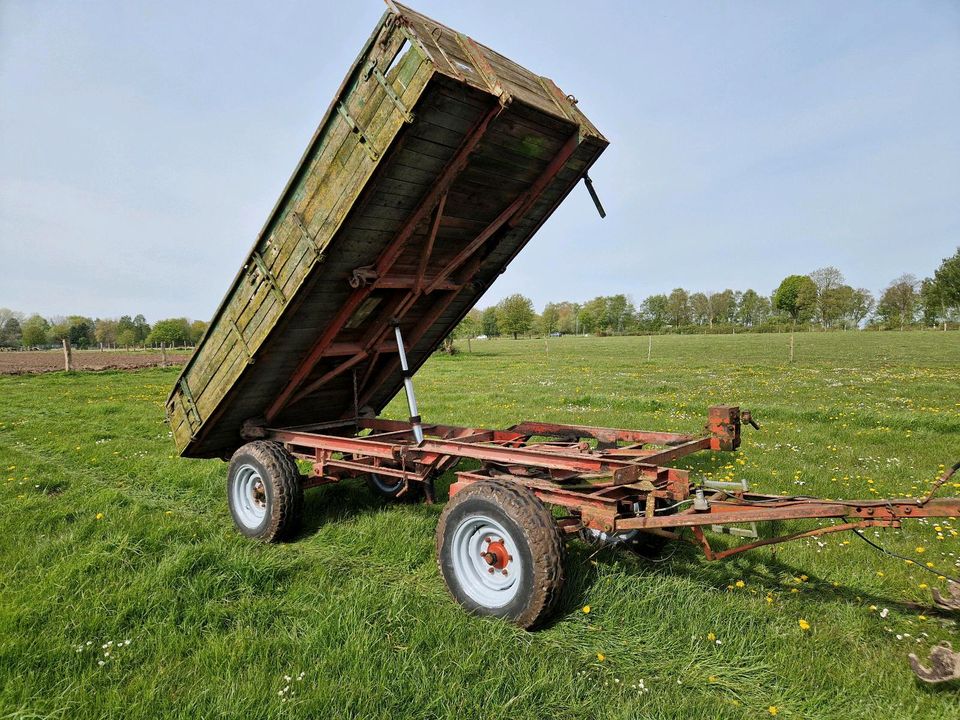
[249,251,287,306]
[291,211,321,264]
[364,60,414,123]
[229,317,254,364]
[178,377,202,435]
[336,103,380,161]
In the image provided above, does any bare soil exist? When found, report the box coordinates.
[0,350,189,375]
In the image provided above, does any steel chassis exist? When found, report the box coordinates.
[257,405,960,561]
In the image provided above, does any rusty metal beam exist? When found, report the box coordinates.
[424,133,580,295]
[264,103,500,422]
[416,192,446,294]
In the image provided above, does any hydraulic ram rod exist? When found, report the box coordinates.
[394,323,424,443]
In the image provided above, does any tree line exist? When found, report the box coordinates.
[0,311,209,350]
[458,249,960,338]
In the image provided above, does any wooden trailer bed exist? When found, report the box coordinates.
[166,2,607,458]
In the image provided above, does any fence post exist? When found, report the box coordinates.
[161,342,167,367]
[62,338,73,372]
[647,335,652,361]
[789,332,795,363]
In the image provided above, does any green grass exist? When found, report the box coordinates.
[1,331,958,719]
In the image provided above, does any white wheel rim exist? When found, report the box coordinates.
[450,513,522,608]
[232,463,267,528]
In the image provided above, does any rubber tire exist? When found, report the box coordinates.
[436,479,565,629]
[365,472,424,502]
[227,441,303,542]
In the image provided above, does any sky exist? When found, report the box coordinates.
[1,0,958,322]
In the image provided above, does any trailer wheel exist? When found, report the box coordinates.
[227,441,303,542]
[366,472,424,502]
[436,479,565,629]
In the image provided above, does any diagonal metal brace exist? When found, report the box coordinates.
[336,103,380,161]
[364,59,414,123]
[248,252,286,306]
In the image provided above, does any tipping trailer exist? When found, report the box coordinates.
[167,2,960,680]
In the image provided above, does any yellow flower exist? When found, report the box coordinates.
[768,706,779,716]
[582,605,591,614]
[915,546,925,553]
[735,580,745,588]
[798,618,811,631]
[596,653,605,662]
[799,574,808,581]
[708,675,719,683]
[926,562,935,568]
[707,632,716,642]
[95,513,104,520]
[919,583,928,590]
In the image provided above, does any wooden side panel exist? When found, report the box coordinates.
[167,15,436,449]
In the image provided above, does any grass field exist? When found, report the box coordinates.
[1,332,958,719]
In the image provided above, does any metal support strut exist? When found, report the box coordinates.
[393,323,424,443]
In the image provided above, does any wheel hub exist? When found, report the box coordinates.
[481,538,510,572]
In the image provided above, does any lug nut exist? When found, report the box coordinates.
[488,567,495,574]
[501,569,508,576]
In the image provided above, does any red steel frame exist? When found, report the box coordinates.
[257,405,960,560]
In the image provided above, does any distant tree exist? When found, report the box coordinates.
[147,318,192,346]
[133,314,151,343]
[877,274,919,330]
[0,317,22,347]
[188,320,208,345]
[638,294,669,329]
[480,306,499,337]
[773,275,817,325]
[808,266,845,328]
[710,289,736,326]
[95,318,119,346]
[496,294,535,339]
[48,316,94,347]
[738,289,764,327]
[554,302,579,334]
[20,315,49,347]
[689,292,710,326]
[824,285,855,329]
[540,303,561,334]
[920,278,947,328]
[932,247,960,309]
[848,288,874,328]
[665,288,690,327]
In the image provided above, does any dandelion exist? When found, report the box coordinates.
[597,653,605,662]
[95,513,104,520]
[798,618,811,631]
[707,632,716,642]
[735,580,745,588]
[582,605,591,614]
[768,707,779,716]
[915,546,926,554]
